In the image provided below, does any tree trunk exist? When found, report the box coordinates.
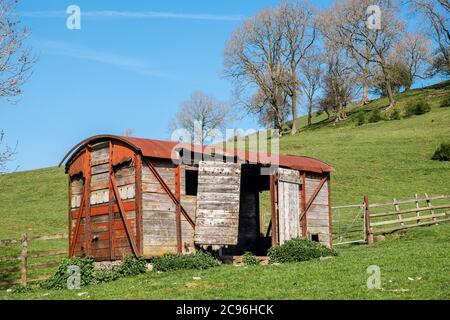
[307,98,313,126]
[385,78,396,110]
[360,72,369,105]
[291,91,297,135]
[360,42,370,106]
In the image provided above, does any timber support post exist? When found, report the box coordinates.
[364,195,373,245]
[20,233,28,286]
[270,173,278,246]
[175,164,182,254]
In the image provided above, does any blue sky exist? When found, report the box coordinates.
[0,0,441,171]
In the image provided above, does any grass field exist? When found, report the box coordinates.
[1,223,449,299]
[0,81,449,299]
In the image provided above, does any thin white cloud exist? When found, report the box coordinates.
[42,40,175,79]
[17,10,245,21]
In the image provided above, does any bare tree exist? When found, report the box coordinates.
[224,8,291,132]
[320,0,405,109]
[0,0,34,101]
[0,0,35,173]
[277,1,316,134]
[408,0,450,76]
[319,6,373,106]
[169,91,233,145]
[392,32,431,90]
[122,128,136,137]
[299,51,322,126]
[0,130,16,174]
[224,2,316,133]
[322,43,356,122]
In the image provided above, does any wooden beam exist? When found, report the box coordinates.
[327,173,332,247]
[369,204,450,218]
[143,159,195,229]
[84,146,92,255]
[270,173,278,246]
[425,193,437,223]
[300,172,307,237]
[67,175,72,256]
[175,164,182,253]
[111,174,139,257]
[364,195,373,245]
[135,154,143,256]
[20,234,28,286]
[108,141,115,260]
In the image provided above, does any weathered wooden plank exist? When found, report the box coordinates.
[91,163,109,175]
[90,189,109,205]
[194,161,240,246]
[197,175,240,185]
[278,168,300,244]
[370,204,450,218]
[371,212,447,227]
[118,184,135,200]
[278,168,301,184]
[374,217,450,233]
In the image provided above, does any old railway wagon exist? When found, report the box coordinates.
[60,135,335,261]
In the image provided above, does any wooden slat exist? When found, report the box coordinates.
[29,234,68,241]
[415,194,421,224]
[371,212,447,227]
[0,239,20,245]
[374,217,450,234]
[393,198,404,226]
[0,266,20,273]
[29,250,66,259]
[425,193,437,223]
[369,195,450,207]
[29,261,60,271]
[0,256,21,262]
[370,204,450,218]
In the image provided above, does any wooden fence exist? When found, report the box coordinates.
[364,194,450,244]
[332,194,450,245]
[0,233,67,287]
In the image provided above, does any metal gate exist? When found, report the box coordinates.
[332,204,366,245]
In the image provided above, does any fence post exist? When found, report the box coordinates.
[364,196,373,245]
[20,233,28,286]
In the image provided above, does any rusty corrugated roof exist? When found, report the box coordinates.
[60,134,334,173]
